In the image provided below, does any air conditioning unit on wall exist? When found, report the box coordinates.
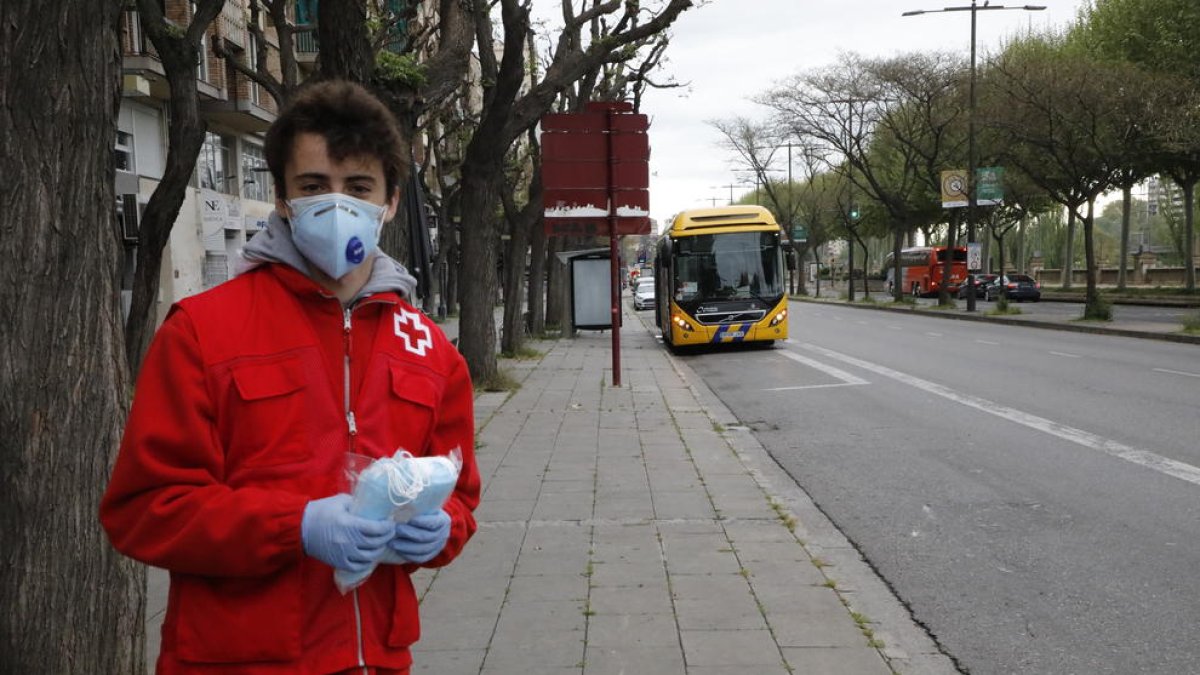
[119,193,142,244]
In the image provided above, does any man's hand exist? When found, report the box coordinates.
[385,510,451,564]
[301,494,393,572]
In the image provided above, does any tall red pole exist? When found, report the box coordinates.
[606,107,622,387]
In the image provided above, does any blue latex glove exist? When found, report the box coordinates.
[384,510,451,564]
[301,494,394,573]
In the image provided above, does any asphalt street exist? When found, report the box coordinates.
[671,301,1200,675]
[913,296,1194,331]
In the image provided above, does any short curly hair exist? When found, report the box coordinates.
[265,80,406,199]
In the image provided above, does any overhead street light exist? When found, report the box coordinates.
[902,0,1045,311]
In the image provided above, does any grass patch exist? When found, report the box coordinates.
[474,369,520,392]
[1182,311,1200,333]
[1082,295,1113,321]
[767,498,798,532]
[925,299,959,311]
[500,345,543,360]
[985,304,1023,316]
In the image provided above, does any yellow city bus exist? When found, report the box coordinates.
[653,206,789,350]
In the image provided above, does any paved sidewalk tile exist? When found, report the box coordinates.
[410,309,902,675]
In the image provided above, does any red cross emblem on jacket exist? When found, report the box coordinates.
[394,308,433,356]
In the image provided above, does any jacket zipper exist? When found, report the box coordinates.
[343,306,367,671]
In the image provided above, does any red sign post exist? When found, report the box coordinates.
[541,101,650,387]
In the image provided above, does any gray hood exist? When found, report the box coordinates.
[237,211,418,304]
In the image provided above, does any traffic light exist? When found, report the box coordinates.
[849,204,860,220]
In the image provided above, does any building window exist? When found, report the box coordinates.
[193,2,209,82]
[241,141,271,203]
[197,131,235,194]
[115,130,135,173]
[247,33,261,105]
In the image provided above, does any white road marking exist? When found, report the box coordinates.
[778,350,869,386]
[975,339,1000,346]
[764,383,865,392]
[926,332,943,338]
[856,320,869,325]
[888,325,903,331]
[1049,351,1082,358]
[1154,367,1200,379]
[798,342,1200,488]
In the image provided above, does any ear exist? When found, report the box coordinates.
[384,190,402,222]
[274,193,289,220]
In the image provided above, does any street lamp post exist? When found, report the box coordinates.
[902,2,1044,311]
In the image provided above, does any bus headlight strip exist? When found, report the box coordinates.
[672,314,695,332]
[768,308,787,327]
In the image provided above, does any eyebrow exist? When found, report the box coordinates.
[292,172,377,183]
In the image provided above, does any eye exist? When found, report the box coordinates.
[299,183,326,195]
[347,183,372,196]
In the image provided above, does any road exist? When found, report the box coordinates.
[665,301,1200,675]
[915,296,1194,331]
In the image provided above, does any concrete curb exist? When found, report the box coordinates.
[792,296,1200,346]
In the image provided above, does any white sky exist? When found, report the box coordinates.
[535,0,1088,231]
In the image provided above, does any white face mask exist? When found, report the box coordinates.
[286,193,387,279]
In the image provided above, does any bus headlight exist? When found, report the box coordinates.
[672,314,695,332]
[768,308,787,327]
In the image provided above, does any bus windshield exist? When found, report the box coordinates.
[673,232,783,302]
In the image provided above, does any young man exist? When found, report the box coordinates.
[100,80,480,675]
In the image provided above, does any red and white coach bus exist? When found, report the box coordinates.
[883,246,968,297]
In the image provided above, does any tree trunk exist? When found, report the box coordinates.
[317,0,373,83]
[846,235,855,301]
[527,212,548,335]
[0,2,145,671]
[812,247,822,298]
[1017,215,1027,274]
[1083,199,1100,315]
[1118,184,1132,290]
[126,55,208,371]
[891,230,903,302]
[125,0,224,374]
[546,236,565,328]
[457,161,501,383]
[500,191,538,356]
[859,239,870,300]
[1184,181,1196,292]
[1063,207,1077,289]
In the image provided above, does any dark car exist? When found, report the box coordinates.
[985,274,1041,302]
[957,274,999,299]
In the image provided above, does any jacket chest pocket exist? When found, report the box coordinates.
[226,357,311,471]
[386,362,440,455]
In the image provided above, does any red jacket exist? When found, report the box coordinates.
[100,264,480,674]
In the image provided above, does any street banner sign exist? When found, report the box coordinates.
[791,225,808,243]
[975,166,1004,206]
[967,242,982,272]
[941,169,968,208]
[541,101,651,236]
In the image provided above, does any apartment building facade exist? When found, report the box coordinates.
[116,0,330,322]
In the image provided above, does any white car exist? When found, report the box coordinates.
[633,278,655,310]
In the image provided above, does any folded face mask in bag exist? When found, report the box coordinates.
[334,448,463,594]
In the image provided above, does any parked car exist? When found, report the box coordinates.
[633,278,655,310]
[957,274,999,299]
[985,274,1041,302]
